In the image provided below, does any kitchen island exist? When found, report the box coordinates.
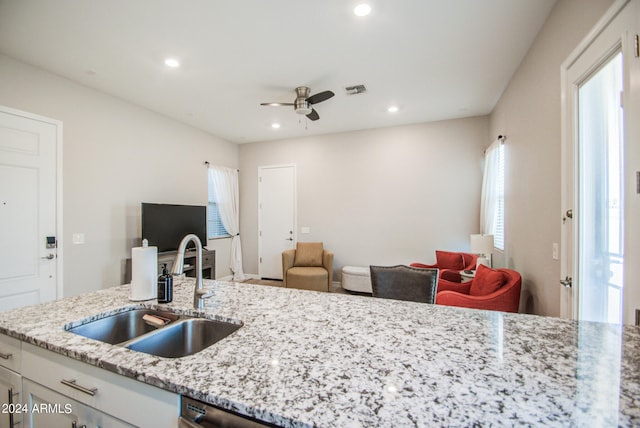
[0,277,638,427]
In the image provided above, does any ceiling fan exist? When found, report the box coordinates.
[260,86,335,121]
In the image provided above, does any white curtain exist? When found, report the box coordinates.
[209,166,245,281]
[480,140,501,235]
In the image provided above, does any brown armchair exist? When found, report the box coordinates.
[282,242,333,292]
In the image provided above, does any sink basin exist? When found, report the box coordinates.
[66,309,180,344]
[126,318,241,358]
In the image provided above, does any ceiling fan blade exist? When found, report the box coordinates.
[306,90,334,105]
[260,102,294,107]
[306,109,320,121]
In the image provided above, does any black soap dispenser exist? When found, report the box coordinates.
[157,263,173,303]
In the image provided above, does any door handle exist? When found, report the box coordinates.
[8,388,15,428]
[560,276,572,288]
[41,254,55,260]
[285,238,293,241]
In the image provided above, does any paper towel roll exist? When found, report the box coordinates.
[130,245,158,301]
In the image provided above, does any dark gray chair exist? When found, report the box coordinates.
[369,265,438,304]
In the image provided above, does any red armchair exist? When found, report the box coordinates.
[410,250,477,280]
[435,266,522,313]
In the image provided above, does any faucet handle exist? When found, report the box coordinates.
[195,289,213,299]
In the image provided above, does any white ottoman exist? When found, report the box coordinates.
[341,266,372,293]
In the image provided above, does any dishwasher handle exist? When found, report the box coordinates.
[179,409,273,428]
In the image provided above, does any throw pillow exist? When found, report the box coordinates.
[294,242,324,267]
[435,250,465,270]
[469,264,505,296]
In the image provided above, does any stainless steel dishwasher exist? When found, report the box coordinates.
[179,396,277,428]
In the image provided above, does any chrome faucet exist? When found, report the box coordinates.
[172,234,208,309]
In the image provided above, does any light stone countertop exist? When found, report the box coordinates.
[0,277,638,427]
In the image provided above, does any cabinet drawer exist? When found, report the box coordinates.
[23,379,134,428]
[202,253,213,265]
[0,334,21,372]
[22,343,179,428]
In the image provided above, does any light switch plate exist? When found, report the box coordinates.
[72,233,85,244]
[552,243,559,260]
[301,227,311,234]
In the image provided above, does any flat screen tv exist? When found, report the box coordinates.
[141,203,207,253]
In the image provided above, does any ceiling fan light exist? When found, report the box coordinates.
[295,107,312,115]
[294,99,312,115]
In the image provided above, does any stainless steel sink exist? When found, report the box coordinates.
[66,309,180,344]
[126,318,241,358]
[66,308,242,358]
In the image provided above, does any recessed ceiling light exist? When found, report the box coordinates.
[271,123,281,129]
[353,3,371,17]
[387,106,399,113]
[164,58,180,68]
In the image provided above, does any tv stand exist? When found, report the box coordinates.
[125,249,215,283]
[158,249,215,279]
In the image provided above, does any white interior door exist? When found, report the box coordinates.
[561,0,639,323]
[258,165,296,280]
[0,107,61,311]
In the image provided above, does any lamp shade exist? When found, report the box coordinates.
[470,234,494,256]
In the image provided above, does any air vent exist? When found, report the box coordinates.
[345,84,367,95]
[186,403,206,416]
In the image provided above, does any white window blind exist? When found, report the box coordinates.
[480,140,505,251]
[207,174,229,238]
[495,143,505,250]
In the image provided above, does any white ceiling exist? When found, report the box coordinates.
[0,0,557,144]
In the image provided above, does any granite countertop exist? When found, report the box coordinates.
[0,278,638,427]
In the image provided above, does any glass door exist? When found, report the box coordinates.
[577,52,624,324]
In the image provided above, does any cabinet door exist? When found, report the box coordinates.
[23,379,133,428]
[0,367,22,428]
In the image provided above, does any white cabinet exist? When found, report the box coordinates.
[23,379,133,428]
[0,367,22,428]
[21,343,179,427]
[0,334,22,428]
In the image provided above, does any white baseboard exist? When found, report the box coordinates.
[219,273,262,282]
[222,274,341,289]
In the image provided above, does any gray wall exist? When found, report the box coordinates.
[0,54,239,297]
[489,0,615,316]
[239,117,488,281]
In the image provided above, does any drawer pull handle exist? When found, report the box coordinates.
[8,388,15,427]
[60,379,97,396]
[0,352,12,359]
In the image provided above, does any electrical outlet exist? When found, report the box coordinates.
[552,243,559,260]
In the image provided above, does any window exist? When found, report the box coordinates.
[480,140,505,251]
[495,143,505,250]
[207,174,229,238]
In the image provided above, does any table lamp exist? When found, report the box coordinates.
[470,234,494,268]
